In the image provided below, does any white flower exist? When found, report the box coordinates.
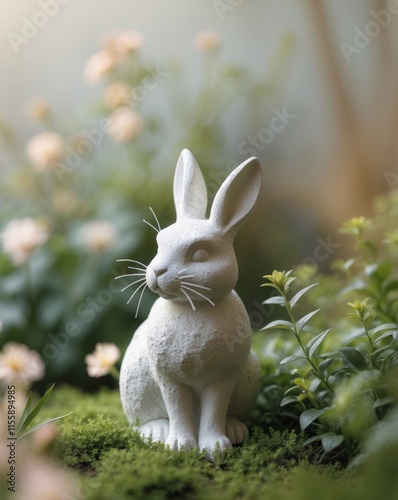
[1,218,49,265]
[83,49,116,85]
[0,342,45,387]
[80,220,117,252]
[26,131,64,172]
[104,81,132,110]
[26,97,51,121]
[108,108,143,143]
[193,31,221,52]
[85,343,120,377]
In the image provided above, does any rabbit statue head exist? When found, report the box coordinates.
[119,149,262,459]
[145,149,262,307]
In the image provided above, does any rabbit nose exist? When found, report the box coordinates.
[154,266,167,277]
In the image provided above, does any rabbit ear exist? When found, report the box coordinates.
[210,157,262,238]
[173,149,208,220]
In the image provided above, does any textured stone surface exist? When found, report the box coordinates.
[120,149,262,458]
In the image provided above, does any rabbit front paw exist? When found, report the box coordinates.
[199,433,232,459]
[140,418,169,443]
[166,434,197,451]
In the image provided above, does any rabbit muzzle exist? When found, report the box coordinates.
[146,266,177,300]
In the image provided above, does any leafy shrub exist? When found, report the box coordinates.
[260,189,398,463]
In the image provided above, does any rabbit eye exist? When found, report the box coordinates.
[190,248,209,262]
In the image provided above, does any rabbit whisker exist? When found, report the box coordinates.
[135,284,148,318]
[121,277,147,293]
[115,273,146,280]
[181,285,215,306]
[179,275,195,280]
[127,280,147,305]
[143,219,159,233]
[127,266,148,273]
[180,287,196,311]
[149,207,162,232]
[180,281,211,291]
[117,259,148,269]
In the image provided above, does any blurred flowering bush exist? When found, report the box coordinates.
[0,29,292,390]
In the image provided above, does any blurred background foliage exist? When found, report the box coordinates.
[0,28,294,390]
[1,0,398,394]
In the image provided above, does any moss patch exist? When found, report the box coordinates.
[38,386,398,500]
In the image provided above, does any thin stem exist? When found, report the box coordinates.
[285,298,335,396]
[109,366,119,381]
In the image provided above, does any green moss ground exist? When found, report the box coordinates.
[36,386,398,500]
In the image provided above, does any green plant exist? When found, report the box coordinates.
[260,191,398,463]
[16,384,72,439]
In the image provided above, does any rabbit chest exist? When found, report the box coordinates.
[145,292,251,382]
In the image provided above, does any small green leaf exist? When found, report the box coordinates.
[280,396,299,407]
[374,330,397,343]
[15,392,32,435]
[262,296,286,305]
[289,284,318,308]
[308,329,331,358]
[18,412,74,439]
[321,433,344,453]
[296,309,320,333]
[302,434,322,447]
[340,347,367,371]
[371,323,398,341]
[372,397,394,410]
[280,354,307,365]
[300,408,325,431]
[17,384,55,437]
[261,320,293,331]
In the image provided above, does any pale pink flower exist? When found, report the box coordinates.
[193,31,221,52]
[32,423,59,454]
[83,49,116,85]
[80,220,117,252]
[1,218,49,265]
[108,108,143,143]
[26,97,51,121]
[0,342,45,387]
[85,343,120,377]
[101,30,145,56]
[18,458,76,500]
[104,81,132,110]
[26,131,64,172]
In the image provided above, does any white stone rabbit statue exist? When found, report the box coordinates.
[120,149,262,458]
